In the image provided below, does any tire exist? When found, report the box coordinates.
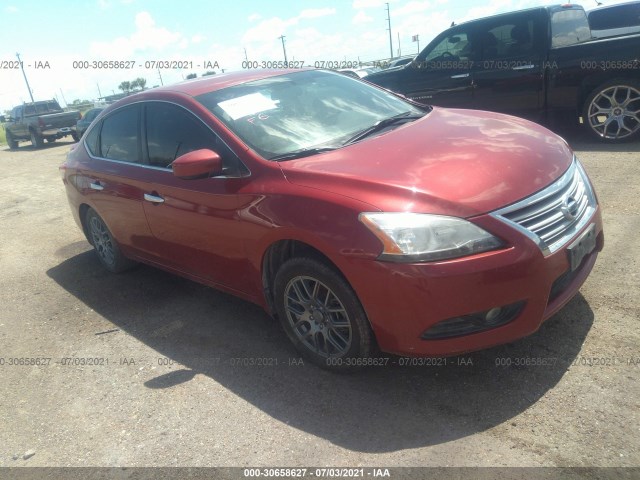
[85,208,137,273]
[46,137,56,143]
[72,132,80,142]
[6,130,18,150]
[273,257,375,371]
[582,80,640,142]
[30,130,44,148]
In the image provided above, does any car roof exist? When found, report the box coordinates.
[147,69,302,97]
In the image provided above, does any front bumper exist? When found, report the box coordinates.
[345,206,603,357]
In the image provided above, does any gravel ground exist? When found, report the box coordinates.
[0,129,638,471]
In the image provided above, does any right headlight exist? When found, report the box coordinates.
[359,212,503,262]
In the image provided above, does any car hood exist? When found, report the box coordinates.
[279,107,574,217]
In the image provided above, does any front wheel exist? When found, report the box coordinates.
[85,208,137,273]
[583,81,640,142]
[274,257,375,371]
[72,132,80,142]
[6,131,18,150]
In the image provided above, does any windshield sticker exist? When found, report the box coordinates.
[218,93,278,120]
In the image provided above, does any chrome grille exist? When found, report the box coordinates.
[491,159,597,255]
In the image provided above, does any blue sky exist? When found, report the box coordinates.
[0,0,630,111]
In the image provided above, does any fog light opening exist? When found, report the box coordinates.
[421,301,525,340]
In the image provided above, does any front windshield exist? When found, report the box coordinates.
[195,70,426,160]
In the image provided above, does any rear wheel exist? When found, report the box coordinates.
[46,137,56,143]
[6,131,18,150]
[583,80,640,142]
[72,132,80,142]
[85,208,137,273]
[30,130,44,148]
[274,257,375,371]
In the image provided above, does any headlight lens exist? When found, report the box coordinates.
[359,212,503,262]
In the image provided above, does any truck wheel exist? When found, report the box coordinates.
[6,131,18,150]
[30,131,44,148]
[583,80,640,142]
[72,132,80,142]
[46,137,56,143]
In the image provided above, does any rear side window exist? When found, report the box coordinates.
[551,9,591,47]
[84,124,100,156]
[99,105,140,163]
[589,3,640,30]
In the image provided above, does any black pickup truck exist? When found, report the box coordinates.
[365,4,640,142]
[3,100,80,149]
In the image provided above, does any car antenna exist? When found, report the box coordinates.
[450,21,456,27]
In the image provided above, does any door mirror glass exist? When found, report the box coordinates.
[172,149,223,179]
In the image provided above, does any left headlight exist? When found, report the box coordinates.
[359,212,503,262]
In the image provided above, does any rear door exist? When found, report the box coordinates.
[471,10,546,119]
[81,104,156,258]
[398,26,476,107]
[12,107,29,138]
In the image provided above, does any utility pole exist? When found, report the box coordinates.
[157,68,164,86]
[16,53,35,103]
[385,3,393,59]
[244,48,248,62]
[397,32,401,56]
[97,83,102,99]
[59,89,68,107]
[278,35,288,65]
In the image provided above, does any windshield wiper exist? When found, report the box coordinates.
[270,147,337,161]
[342,111,424,146]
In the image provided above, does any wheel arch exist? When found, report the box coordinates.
[261,239,344,317]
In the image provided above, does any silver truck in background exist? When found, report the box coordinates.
[2,100,80,149]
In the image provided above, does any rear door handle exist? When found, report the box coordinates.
[450,73,470,79]
[512,64,535,70]
[144,193,165,204]
[89,181,104,191]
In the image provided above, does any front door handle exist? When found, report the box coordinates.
[450,73,470,79]
[144,193,165,204]
[89,181,104,191]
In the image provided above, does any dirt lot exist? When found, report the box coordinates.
[0,130,638,471]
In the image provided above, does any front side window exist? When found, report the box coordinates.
[99,105,140,163]
[145,103,217,168]
[196,70,425,160]
[589,4,640,30]
[424,32,472,62]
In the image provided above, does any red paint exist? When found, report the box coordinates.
[61,69,603,356]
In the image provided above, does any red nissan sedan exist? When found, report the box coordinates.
[61,69,603,370]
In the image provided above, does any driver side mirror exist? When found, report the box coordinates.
[172,149,223,180]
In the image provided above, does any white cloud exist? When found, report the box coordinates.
[394,1,431,16]
[5,5,18,13]
[90,11,184,57]
[298,8,336,19]
[352,0,386,8]
[248,13,261,22]
[352,10,374,24]
[97,0,110,10]
[191,34,206,44]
